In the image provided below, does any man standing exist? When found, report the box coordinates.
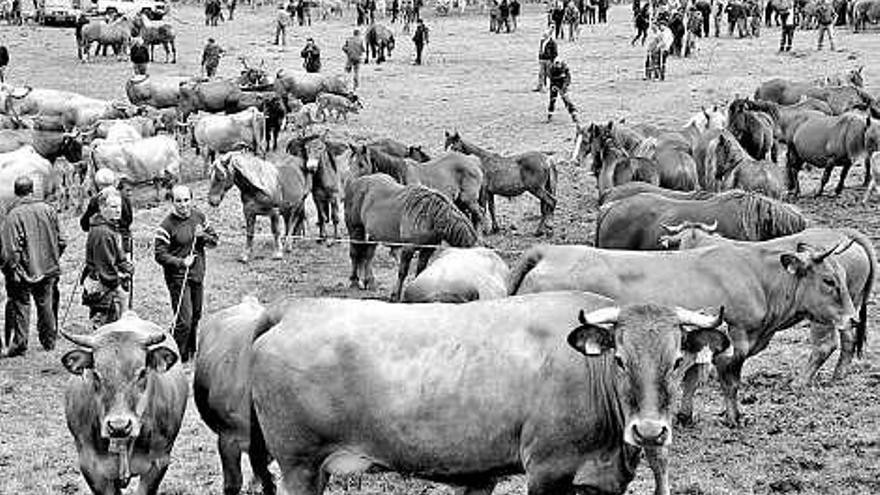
[0,44,8,83]
[154,185,218,363]
[81,188,133,329]
[510,0,520,31]
[275,3,291,46]
[816,0,836,50]
[202,38,224,77]
[80,168,133,260]
[391,0,399,22]
[343,29,366,90]
[301,37,322,72]
[547,58,578,123]
[498,0,511,33]
[74,12,89,61]
[779,4,796,52]
[533,29,557,92]
[412,18,429,65]
[1,176,66,358]
[130,36,150,75]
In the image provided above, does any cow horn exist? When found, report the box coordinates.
[701,220,718,233]
[812,243,840,263]
[579,306,620,326]
[142,332,166,347]
[60,329,97,348]
[661,222,686,234]
[676,306,725,329]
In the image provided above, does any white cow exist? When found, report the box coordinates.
[192,107,267,167]
[0,145,57,202]
[89,135,180,199]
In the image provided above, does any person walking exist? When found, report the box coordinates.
[1,176,66,358]
[81,188,133,329]
[228,0,237,19]
[154,185,218,363]
[498,0,511,33]
[533,29,557,92]
[343,29,366,90]
[201,37,224,77]
[80,168,133,260]
[301,37,322,72]
[778,4,796,52]
[130,36,150,75]
[510,0,520,30]
[632,3,650,45]
[815,0,836,50]
[546,58,578,123]
[391,0,399,22]
[551,0,565,39]
[412,18,429,64]
[0,44,8,83]
[275,2,291,46]
[564,0,580,41]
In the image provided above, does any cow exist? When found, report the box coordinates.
[89,116,157,140]
[251,292,730,495]
[192,107,267,166]
[223,92,286,151]
[88,134,181,199]
[60,313,188,495]
[61,99,140,131]
[402,247,510,302]
[659,223,877,385]
[507,241,857,427]
[194,296,279,495]
[365,23,396,63]
[0,145,60,202]
[0,129,84,164]
[274,70,353,108]
[177,79,246,122]
[125,75,192,108]
[0,86,97,117]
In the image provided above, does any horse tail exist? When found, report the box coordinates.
[507,245,546,295]
[841,227,876,358]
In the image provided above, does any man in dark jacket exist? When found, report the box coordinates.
[301,37,322,72]
[498,0,511,33]
[81,188,133,328]
[412,18,429,64]
[80,168,133,259]
[547,58,578,123]
[154,185,219,363]
[816,0,837,50]
[130,36,150,75]
[343,29,366,89]
[74,13,90,61]
[0,45,8,83]
[201,38,224,77]
[534,29,557,92]
[510,0,520,30]
[1,176,66,358]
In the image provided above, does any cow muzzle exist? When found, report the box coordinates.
[105,416,134,438]
[627,418,671,447]
[306,157,320,173]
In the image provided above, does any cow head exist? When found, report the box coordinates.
[208,152,237,207]
[568,304,729,448]
[60,313,179,441]
[780,242,857,330]
[60,130,85,163]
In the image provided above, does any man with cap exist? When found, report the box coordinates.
[80,168,133,260]
[301,37,321,72]
[154,185,219,363]
[130,36,150,75]
[1,176,66,358]
[547,57,578,123]
[534,28,557,92]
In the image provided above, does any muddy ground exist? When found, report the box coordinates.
[0,3,879,494]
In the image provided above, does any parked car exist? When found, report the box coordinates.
[89,0,167,19]
[36,0,84,25]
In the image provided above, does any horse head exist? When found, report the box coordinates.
[207,152,236,207]
[348,143,373,176]
[848,66,865,88]
[444,130,462,151]
[407,145,431,162]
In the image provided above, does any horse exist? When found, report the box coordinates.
[680,105,727,149]
[727,98,776,161]
[364,24,395,64]
[755,79,879,116]
[367,137,431,162]
[286,133,342,241]
[598,181,715,205]
[444,131,557,236]
[401,247,510,303]
[592,134,660,196]
[595,189,807,249]
[786,113,880,197]
[79,17,133,61]
[862,151,880,203]
[349,144,486,233]
[715,130,785,198]
[131,13,176,63]
[208,151,308,263]
[658,222,876,385]
[344,173,479,301]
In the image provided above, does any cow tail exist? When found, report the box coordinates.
[846,228,876,358]
[507,245,546,295]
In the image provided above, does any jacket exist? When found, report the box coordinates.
[130,43,149,64]
[301,44,322,72]
[83,214,132,290]
[1,197,65,283]
[816,3,835,25]
[154,208,218,283]
[548,61,571,88]
[80,193,133,236]
[413,24,429,44]
[538,37,557,61]
[342,36,365,63]
[202,43,224,67]
[0,46,8,67]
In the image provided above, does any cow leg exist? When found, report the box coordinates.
[249,424,277,495]
[270,210,284,259]
[800,323,838,386]
[135,458,170,495]
[834,159,852,196]
[456,479,497,495]
[217,434,244,495]
[392,247,416,302]
[715,353,747,427]
[832,322,857,381]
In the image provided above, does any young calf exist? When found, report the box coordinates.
[316,92,363,122]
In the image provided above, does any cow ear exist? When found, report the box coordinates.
[780,252,808,276]
[681,327,731,364]
[62,349,94,375]
[567,321,615,357]
[147,346,178,372]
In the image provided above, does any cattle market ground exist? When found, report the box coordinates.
[1,4,880,494]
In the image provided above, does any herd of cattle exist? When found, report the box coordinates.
[19,57,877,495]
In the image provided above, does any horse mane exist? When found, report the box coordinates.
[401,187,477,247]
[368,147,410,182]
[716,131,751,177]
[743,99,779,122]
[717,190,807,239]
[227,153,281,201]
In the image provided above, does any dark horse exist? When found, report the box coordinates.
[344,173,479,301]
[591,134,660,197]
[286,133,342,241]
[208,151,309,262]
[714,130,785,199]
[728,98,776,161]
[595,189,807,249]
[444,130,557,236]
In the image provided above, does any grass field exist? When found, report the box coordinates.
[0,3,879,494]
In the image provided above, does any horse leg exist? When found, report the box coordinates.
[816,163,835,197]
[785,149,802,197]
[241,209,255,263]
[348,230,364,288]
[487,193,499,234]
[362,243,378,290]
[392,248,416,302]
[330,197,340,241]
[415,248,434,275]
[834,159,852,196]
[270,210,284,259]
[171,40,177,63]
[314,196,327,242]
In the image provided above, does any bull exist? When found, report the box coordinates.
[125,75,192,108]
[192,107,267,166]
[507,241,856,426]
[252,292,730,495]
[60,312,188,494]
[194,296,278,495]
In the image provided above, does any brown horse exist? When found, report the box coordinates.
[599,182,714,205]
[208,151,308,262]
[728,98,776,161]
[715,131,785,198]
[286,133,341,240]
[755,79,879,116]
[344,173,479,301]
[349,144,485,233]
[367,137,431,162]
[444,131,557,236]
[592,135,660,196]
[595,189,807,249]
[786,113,880,196]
